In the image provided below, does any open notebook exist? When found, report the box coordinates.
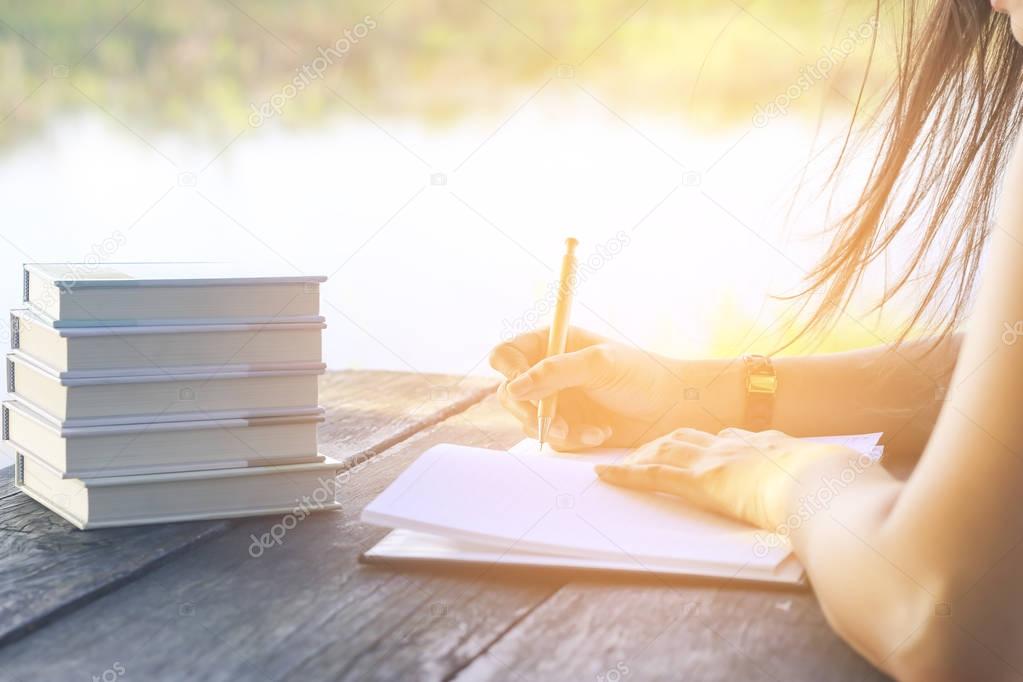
[361,434,883,586]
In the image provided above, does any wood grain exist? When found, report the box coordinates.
[452,582,889,681]
[0,375,884,681]
[0,370,495,649]
[0,394,564,682]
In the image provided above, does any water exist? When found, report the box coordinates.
[4,101,854,358]
[0,99,856,468]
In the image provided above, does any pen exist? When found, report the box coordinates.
[538,237,579,448]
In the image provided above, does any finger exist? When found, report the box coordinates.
[507,347,613,400]
[548,416,569,441]
[497,382,537,431]
[596,464,726,519]
[626,439,702,466]
[669,427,717,446]
[718,427,755,439]
[489,329,550,377]
[582,425,614,447]
[547,422,614,452]
[595,463,698,497]
[499,385,611,451]
[489,343,532,379]
[556,421,609,447]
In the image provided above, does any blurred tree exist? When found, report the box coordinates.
[0,0,891,144]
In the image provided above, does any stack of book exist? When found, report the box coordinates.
[2,263,341,529]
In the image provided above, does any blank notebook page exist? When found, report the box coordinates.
[362,443,783,569]
[362,433,882,572]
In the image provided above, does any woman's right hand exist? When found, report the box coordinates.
[489,327,692,451]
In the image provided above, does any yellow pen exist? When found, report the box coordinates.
[538,237,579,448]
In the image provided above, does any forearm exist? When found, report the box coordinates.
[776,337,961,460]
[676,336,963,469]
[783,453,923,675]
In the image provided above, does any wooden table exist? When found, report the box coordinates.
[0,371,888,681]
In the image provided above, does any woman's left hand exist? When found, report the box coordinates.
[595,427,857,531]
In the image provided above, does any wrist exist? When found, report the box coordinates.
[672,358,746,432]
[771,445,883,535]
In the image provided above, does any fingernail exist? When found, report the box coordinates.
[594,465,608,476]
[581,427,604,447]
[549,421,568,440]
[508,374,533,396]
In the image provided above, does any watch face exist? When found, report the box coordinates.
[747,373,778,394]
[743,355,777,394]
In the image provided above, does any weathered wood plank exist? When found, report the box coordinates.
[0,370,495,649]
[0,393,564,682]
[0,379,884,681]
[452,582,888,681]
[317,369,497,467]
[0,483,231,644]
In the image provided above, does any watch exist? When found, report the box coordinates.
[742,354,777,431]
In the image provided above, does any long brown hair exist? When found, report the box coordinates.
[796,0,1023,345]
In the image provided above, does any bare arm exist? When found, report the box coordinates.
[592,131,1023,682]
[786,140,1023,678]
[678,336,962,473]
[491,327,958,458]
[491,326,962,467]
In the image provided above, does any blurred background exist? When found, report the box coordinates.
[0,0,902,381]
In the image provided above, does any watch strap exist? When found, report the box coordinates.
[743,354,777,431]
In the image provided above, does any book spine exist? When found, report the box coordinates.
[9,312,18,350]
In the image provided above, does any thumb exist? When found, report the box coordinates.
[507,347,611,400]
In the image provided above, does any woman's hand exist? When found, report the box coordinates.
[489,327,690,451]
[596,427,860,530]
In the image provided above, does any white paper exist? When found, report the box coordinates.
[362,433,883,573]
[509,433,884,463]
[365,528,807,585]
